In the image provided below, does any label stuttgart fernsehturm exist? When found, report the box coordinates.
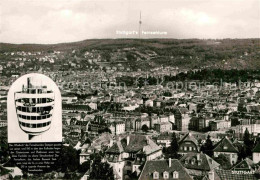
[7,73,62,173]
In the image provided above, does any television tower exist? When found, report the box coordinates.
[139,11,142,39]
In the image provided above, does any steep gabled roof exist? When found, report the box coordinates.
[180,152,220,171]
[106,139,126,154]
[252,143,260,153]
[179,133,199,147]
[80,137,92,146]
[213,137,239,153]
[139,136,161,155]
[91,132,113,148]
[124,135,149,153]
[139,159,192,180]
[232,158,254,171]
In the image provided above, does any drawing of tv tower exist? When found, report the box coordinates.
[15,77,55,140]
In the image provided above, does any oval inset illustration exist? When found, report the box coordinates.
[8,73,62,143]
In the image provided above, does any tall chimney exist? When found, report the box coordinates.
[197,153,200,160]
[127,135,130,145]
[169,158,171,167]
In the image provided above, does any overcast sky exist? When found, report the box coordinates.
[0,0,259,44]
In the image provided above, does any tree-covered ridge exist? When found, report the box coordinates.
[0,38,259,71]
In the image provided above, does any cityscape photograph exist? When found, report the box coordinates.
[0,0,260,179]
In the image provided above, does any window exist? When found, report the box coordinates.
[32,107,36,112]
[223,146,228,150]
[184,146,187,151]
[173,171,179,179]
[198,160,202,166]
[163,172,169,179]
[42,98,47,103]
[22,106,26,112]
[153,171,159,179]
[189,147,192,151]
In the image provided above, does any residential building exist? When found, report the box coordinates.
[109,121,125,135]
[105,134,162,179]
[157,134,172,147]
[175,107,190,131]
[178,133,200,155]
[235,124,260,137]
[123,135,162,161]
[62,94,78,104]
[80,133,113,164]
[80,146,96,164]
[213,136,239,165]
[154,121,172,133]
[179,152,220,178]
[106,138,126,180]
[209,120,231,131]
[134,118,150,131]
[252,143,260,164]
[232,158,255,172]
[138,159,192,180]
[189,116,206,132]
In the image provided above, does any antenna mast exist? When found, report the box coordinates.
[139,11,142,39]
